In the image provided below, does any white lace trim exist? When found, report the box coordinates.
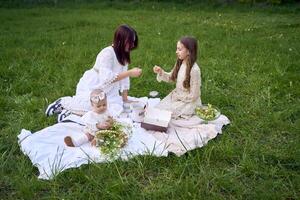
[93,68,119,92]
[99,73,119,91]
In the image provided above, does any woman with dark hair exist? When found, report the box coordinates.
[153,36,201,119]
[46,24,142,120]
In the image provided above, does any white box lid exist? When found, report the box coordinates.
[143,107,172,127]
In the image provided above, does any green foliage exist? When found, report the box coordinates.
[1,0,299,8]
[195,104,221,121]
[237,0,282,4]
[0,1,299,199]
[95,121,131,157]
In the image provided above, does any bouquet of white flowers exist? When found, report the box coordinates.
[95,120,132,157]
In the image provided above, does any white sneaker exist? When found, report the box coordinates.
[45,98,63,116]
[57,109,71,123]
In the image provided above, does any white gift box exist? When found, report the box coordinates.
[141,107,172,132]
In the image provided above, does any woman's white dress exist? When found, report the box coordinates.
[60,46,129,117]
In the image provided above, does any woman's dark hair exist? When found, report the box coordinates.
[113,24,138,65]
[170,36,198,89]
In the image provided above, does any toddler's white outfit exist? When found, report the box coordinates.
[69,110,110,147]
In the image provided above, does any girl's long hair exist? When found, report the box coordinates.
[113,24,138,65]
[170,36,198,89]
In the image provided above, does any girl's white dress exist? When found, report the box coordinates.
[60,46,129,117]
[155,63,202,119]
[81,110,110,136]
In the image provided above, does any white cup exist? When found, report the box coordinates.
[123,102,132,113]
[131,102,145,122]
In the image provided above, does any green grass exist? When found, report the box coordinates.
[1,1,299,199]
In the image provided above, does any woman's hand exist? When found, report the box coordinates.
[129,67,142,77]
[116,68,142,82]
[153,65,163,75]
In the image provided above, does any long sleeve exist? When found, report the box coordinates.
[174,66,201,103]
[119,65,130,92]
[81,111,111,135]
[81,112,98,134]
[92,48,119,91]
[84,122,98,133]
[156,68,174,83]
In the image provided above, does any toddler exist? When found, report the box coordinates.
[64,89,113,147]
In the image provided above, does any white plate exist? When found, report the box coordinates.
[195,104,221,121]
[149,91,159,97]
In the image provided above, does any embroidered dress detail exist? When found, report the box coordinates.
[92,67,119,92]
[157,70,173,83]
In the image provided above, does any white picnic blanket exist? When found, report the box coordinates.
[18,97,230,180]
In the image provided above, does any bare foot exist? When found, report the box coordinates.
[64,136,75,147]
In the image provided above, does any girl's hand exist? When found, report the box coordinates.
[153,65,162,74]
[129,67,142,77]
[106,117,114,126]
[91,139,96,146]
[96,121,112,130]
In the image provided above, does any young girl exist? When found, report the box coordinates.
[153,36,201,119]
[64,89,113,147]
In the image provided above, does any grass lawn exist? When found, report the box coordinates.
[0,1,299,199]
